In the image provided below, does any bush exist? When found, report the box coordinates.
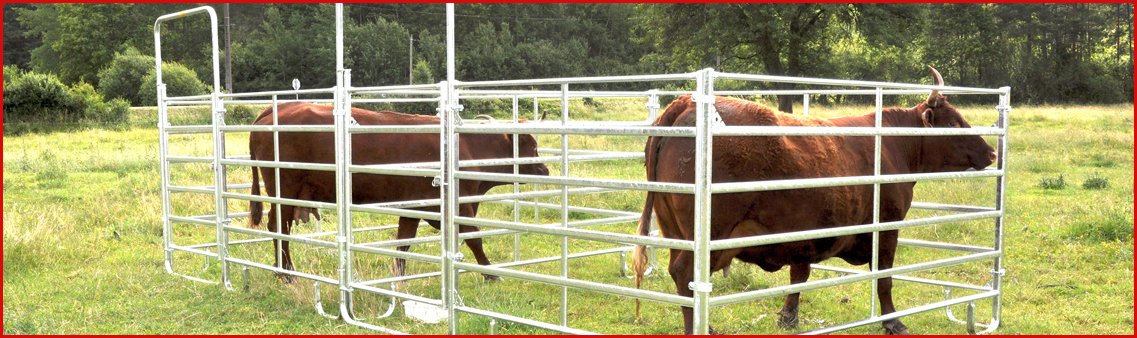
[3,70,84,122]
[70,82,129,125]
[1038,174,1067,190]
[4,65,22,87]
[137,62,210,106]
[97,47,155,105]
[1082,175,1109,190]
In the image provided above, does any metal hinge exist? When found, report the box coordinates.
[688,281,713,293]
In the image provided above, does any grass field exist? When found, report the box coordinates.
[3,98,1133,334]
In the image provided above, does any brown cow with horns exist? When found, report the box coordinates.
[632,67,996,334]
[248,102,549,282]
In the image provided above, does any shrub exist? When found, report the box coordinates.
[70,82,129,126]
[1082,175,1110,190]
[1038,174,1067,190]
[137,62,210,106]
[97,46,156,105]
[4,65,22,87]
[3,70,84,122]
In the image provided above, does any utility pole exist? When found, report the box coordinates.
[408,35,415,85]
[224,4,233,93]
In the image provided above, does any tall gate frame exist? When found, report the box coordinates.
[155,4,1009,334]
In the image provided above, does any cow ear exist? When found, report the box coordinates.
[921,108,935,127]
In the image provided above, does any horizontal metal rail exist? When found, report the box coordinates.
[810,263,993,292]
[496,199,639,217]
[221,158,336,172]
[910,202,996,213]
[218,125,335,133]
[709,210,1001,251]
[169,215,215,226]
[348,83,443,94]
[713,126,1004,137]
[456,124,695,137]
[455,306,597,335]
[897,238,993,253]
[453,260,693,307]
[455,72,697,87]
[455,216,693,251]
[350,283,443,307]
[355,246,631,287]
[224,225,337,250]
[360,186,613,210]
[166,125,212,134]
[714,71,1009,94]
[711,169,1004,194]
[455,171,694,194]
[225,256,339,285]
[169,244,220,257]
[348,125,441,134]
[348,164,440,178]
[217,87,335,98]
[710,250,1000,307]
[349,243,442,265]
[221,191,337,210]
[804,290,1000,335]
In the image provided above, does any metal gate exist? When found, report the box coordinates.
[156,4,1009,334]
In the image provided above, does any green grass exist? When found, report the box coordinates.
[4,100,1133,334]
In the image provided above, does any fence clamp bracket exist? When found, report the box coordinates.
[995,104,1011,113]
[449,252,465,262]
[432,176,444,187]
[688,281,713,293]
[990,268,1006,277]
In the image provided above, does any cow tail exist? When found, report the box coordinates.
[250,162,262,226]
[632,94,690,321]
[631,189,654,321]
[249,141,263,229]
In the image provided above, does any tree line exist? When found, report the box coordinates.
[4,3,1132,109]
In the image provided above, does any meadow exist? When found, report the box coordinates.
[3,98,1133,334]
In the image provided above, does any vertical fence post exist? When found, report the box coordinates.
[991,87,1011,329]
[442,4,460,334]
[204,6,230,290]
[512,96,522,262]
[690,68,717,334]
[559,83,571,326]
[870,87,883,317]
[158,82,174,274]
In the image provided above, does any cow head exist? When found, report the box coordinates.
[512,132,550,176]
[916,67,997,172]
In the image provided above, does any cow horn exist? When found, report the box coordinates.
[474,114,496,121]
[927,65,943,107]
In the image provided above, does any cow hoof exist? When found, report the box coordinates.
[275,273,295,284]
[777,311,799,329]
[882,320,909,335]
[483,274,501,282]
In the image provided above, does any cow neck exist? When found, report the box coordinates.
[876,105,928,174]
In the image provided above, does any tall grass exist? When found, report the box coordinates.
[3,100,1132,334]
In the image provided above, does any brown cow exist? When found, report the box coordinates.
[632,68,996,334]
[248,102,549,282]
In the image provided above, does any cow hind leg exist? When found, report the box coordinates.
[268,204,297,283]
[778,263,811,329]
[393,217,421,279]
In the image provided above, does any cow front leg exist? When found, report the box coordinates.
[778,263,811,329]
[877,230,908,335]
[392,217,421,280]
[460,224,499,282]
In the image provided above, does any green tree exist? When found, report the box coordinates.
[138,62,210,106]
[97,46,157,105]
